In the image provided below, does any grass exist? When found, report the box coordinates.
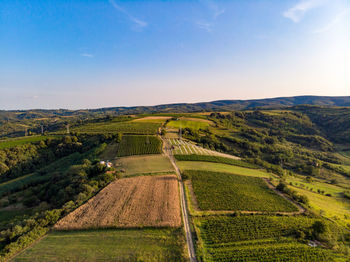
[167,120,209,130]
[174,154,257,169]
[194,215,336,262]
[286,175,345,196]
[0,136,54,149]
[185,170,297,212]
[71,121,160,135]
[177,161,273,178]
[101,135,162,158]
[114,155,175,177]
[291,186,350,227]
[13,228,186,262]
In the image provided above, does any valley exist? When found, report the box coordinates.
[0,104,350,261]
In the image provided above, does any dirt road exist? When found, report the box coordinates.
[161,137,197,262]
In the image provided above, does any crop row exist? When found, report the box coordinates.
[116,135,162,157]
[168,139,215,156]
[206,242,333,262]
[185,170,297,212]
[72,122,160,135]
[197,216,318,244]
[196,216,334,262]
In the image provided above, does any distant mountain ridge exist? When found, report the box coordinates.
[1,95,350,140]
[1,96,350,117]
[92,95,350,114]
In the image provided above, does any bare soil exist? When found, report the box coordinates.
[54,175,181,229]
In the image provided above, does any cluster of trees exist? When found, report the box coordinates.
[0,133,120,182]
[276,182,309,205]
[205,112,345,178]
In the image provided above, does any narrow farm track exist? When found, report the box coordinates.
[263,178,306,214]
[161,137,197,262]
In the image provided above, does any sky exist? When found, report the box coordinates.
[0,0,350,110]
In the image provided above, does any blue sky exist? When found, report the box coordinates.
[0,0,349,109]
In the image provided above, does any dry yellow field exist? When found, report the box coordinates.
[55,175,181,229]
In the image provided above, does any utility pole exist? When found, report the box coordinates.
[66,124,70,134]
[25,127,28,137]
[41,125,44,135]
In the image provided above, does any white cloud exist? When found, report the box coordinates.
[81,53,94,58]
[313,8,350,33]
[283,0,326,23]
[109,0,147,29]
[195,21,213,32]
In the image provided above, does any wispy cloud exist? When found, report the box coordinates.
[195,21,213,32]
[283,0,326,23]
[81,53,94,58]
[201,0,225,19]
[109,0,147,30]
[313,8,350,33]
[195,0,224,32]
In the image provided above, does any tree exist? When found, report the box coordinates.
[312,221,327,236]
[115,133,123,143]
[63,136,72,144]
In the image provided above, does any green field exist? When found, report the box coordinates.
[0,136,54,149]
[71,121,160,134]
[114,154,175,177]
[174,154,257,169]
[167,120,209,130]
[101,135,162,157]
[185,170,297,212]
[195,215,335,262]
[291,186,350,227]
[13,228,186,262]
[177,161,273,178]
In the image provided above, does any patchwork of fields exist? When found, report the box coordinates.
[55,175,181,229]
[184,170,298,212]
[4,115,346,261]
[13,228,186,262]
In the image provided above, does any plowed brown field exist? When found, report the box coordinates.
[54,175,181,229]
